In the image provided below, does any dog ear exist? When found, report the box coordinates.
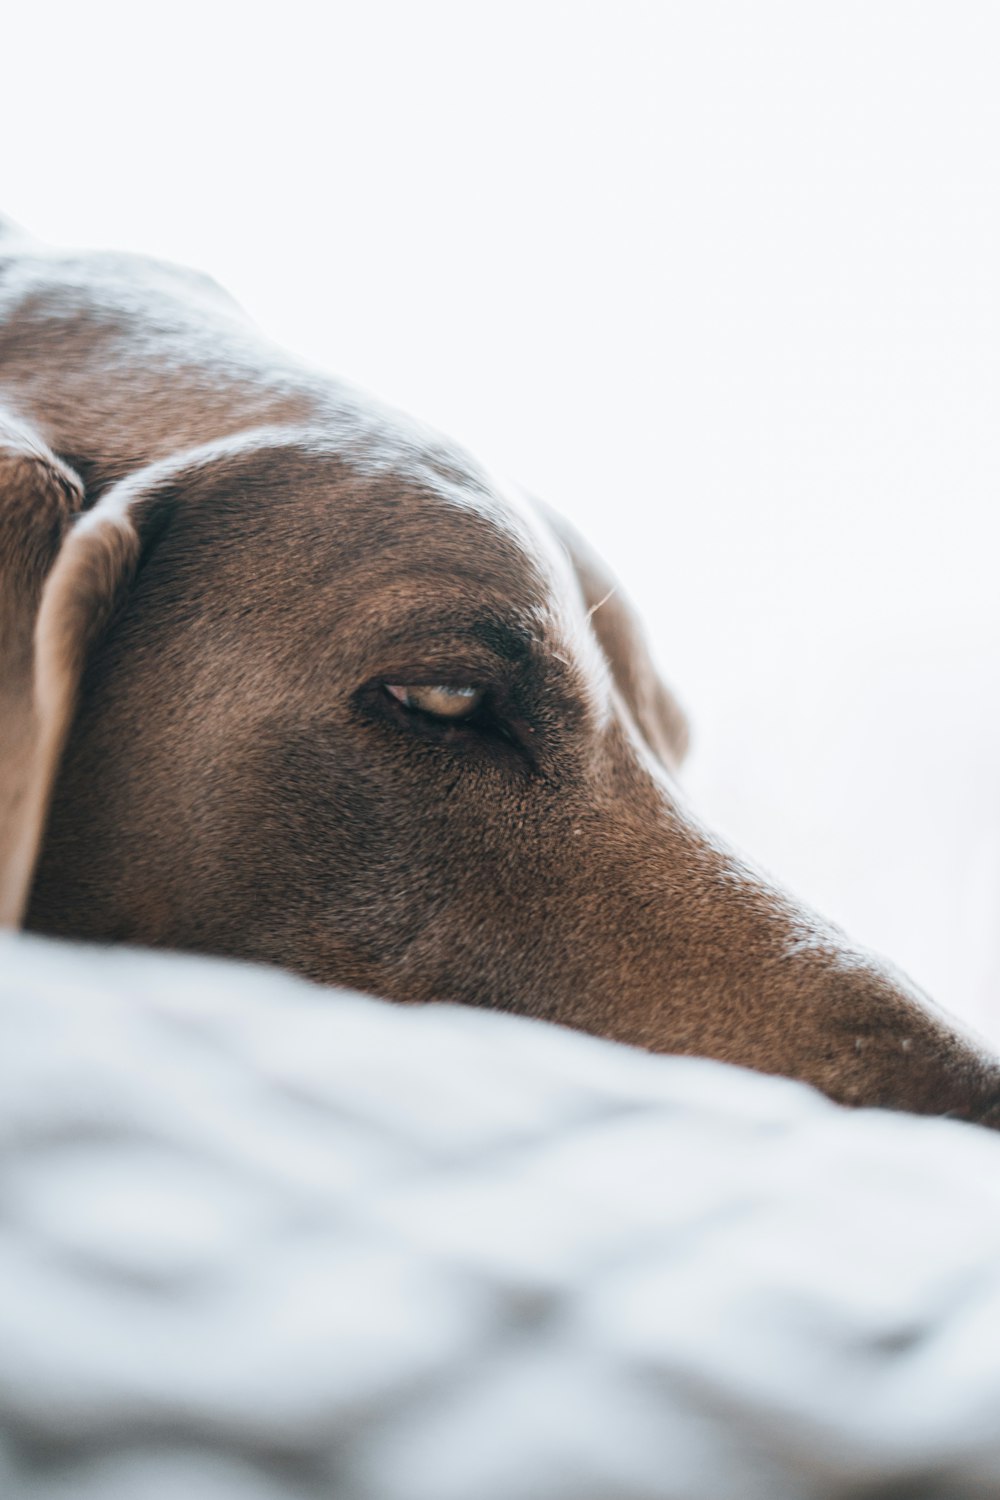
[541,503,690,769]
[0,447,174,926]
[0,417,87,925]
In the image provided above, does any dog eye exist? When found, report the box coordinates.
[385,683,485,720]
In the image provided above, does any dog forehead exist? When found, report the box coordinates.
[130,424,606,683]
[333,426,564,578]
[358,455,602,648]
[333,459,606,676]
[181,425,539,552]
[214,424,583,607]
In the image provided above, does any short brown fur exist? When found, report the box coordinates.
[2,216,997,1122]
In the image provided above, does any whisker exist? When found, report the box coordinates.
[587,587,617,620]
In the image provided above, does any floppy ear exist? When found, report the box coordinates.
[0,442,173,926]
[540,503,690,769]
[0,416,86,925]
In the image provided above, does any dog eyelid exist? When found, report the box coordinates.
[384,683,485,720]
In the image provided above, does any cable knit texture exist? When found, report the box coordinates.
[3,934,1000,1499]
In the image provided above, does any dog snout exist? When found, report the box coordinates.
[542,790,1000,1126]
[794,958,1000,1124]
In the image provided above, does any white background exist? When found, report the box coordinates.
[3,2,998,1038]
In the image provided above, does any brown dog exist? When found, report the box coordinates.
[2,215,997,1122]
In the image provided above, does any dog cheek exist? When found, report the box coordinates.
[226,732,468,980]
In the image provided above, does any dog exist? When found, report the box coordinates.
[2,214,998,1123]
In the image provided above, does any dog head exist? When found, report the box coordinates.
[11,416,1000,1121]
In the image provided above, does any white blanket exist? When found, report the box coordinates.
[3,933,1000,1499]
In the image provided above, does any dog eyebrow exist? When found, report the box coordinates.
[467,618,537,664]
